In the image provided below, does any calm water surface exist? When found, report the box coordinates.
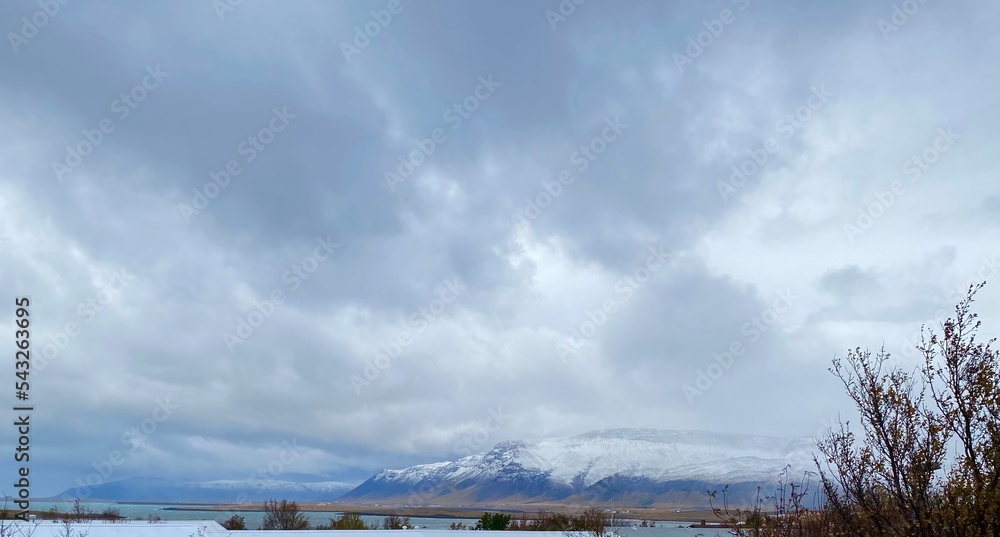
[22,501,727,535]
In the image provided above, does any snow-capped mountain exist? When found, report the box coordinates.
[340,429,820,507]
[55,477,356,502]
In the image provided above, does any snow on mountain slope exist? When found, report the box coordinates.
[369,429,814,485]
[530,429,816,485]
[342,428,819,506]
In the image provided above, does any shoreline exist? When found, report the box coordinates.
[160,506,482,519]
[160,503,719,523]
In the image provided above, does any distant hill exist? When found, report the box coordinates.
[55,477,356,503]
[341,428,820,508]
[55,429,821,508]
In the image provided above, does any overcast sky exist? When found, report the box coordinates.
[1,0,997,496]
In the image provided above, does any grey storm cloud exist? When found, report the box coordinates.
[0,0,997,495]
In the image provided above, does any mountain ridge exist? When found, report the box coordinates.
[55,477,356,503]
[341,428,820,508]
[53,428,821,507]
